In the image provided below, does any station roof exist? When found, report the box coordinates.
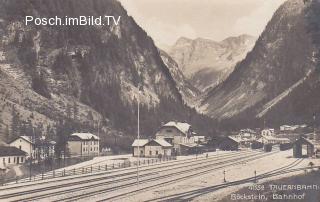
[163,121,191,135]
[132,139,149,147]
[70,133,100,141]
[0,146,27,157]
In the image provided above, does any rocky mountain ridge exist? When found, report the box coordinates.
[0,0,214,148]
[168,34,256,91]
[200,0,320,127]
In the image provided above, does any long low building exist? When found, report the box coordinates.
[0,146,27,167]
[259,135,290,144]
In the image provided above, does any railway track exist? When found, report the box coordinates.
[32,151,277,202]
[0,151,254,201]
[91,151,280,202]
[1,150,288,202]
[148,159,307,202]
[0,151,242,191]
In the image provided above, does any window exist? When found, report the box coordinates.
[140,150,143,154]
[156,151,159,155]
[149,151,152,155]
[14,157,15,163]
[166,129,172,133]
[21,157,24,163]
[19,146,21,150]
[8,158,10,163]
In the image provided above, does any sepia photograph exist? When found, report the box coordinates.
[0,0,320,201]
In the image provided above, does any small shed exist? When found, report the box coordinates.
[131,139,149,157]
[144,139,172,157]
[293,137,314,158]
[219,136,239,151]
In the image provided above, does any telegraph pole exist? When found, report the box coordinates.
[98,120,100,156]
[254,170,257,183]
[29,127,35,181]
[29,137,32,181]
[313,115,316,141]
[137,85,140,189]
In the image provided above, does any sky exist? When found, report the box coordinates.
[119,0,286,48]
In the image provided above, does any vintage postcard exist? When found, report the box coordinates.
[0,0,319,201]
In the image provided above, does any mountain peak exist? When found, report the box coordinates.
[175,37,193,45]
[167,34,256,91]
[200,0,320,126]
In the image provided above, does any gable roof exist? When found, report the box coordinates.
[163,121,191,135]
[228,136,241,143]
[0,146,27,157]
[70,133,100,140]
[9,136,33,144]
[294,137,319,146]
[132,139,149,147]
[153,139,172,147]
[132,139,173,147]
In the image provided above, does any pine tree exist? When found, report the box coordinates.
[73,101,79,121]
[4,125,9,143]
[11,106,20,138]
[66,104,72,120]
[0,107,3,133]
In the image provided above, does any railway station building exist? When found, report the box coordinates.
[155,121,198,155]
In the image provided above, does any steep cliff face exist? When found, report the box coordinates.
[159,50,200,107]
[200,0,320,126]
[168,35,256,91]
[0,0,208,142]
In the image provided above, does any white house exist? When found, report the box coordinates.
[9,136,55,160]
[236,129,257,140]
[9,136,34,158]
[155,121,196,155]
[0,146,27,168]
[67,133,100,157]
[261,128,275,136]
[131,139,172,157]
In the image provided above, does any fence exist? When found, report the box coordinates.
[0,156,176,186]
